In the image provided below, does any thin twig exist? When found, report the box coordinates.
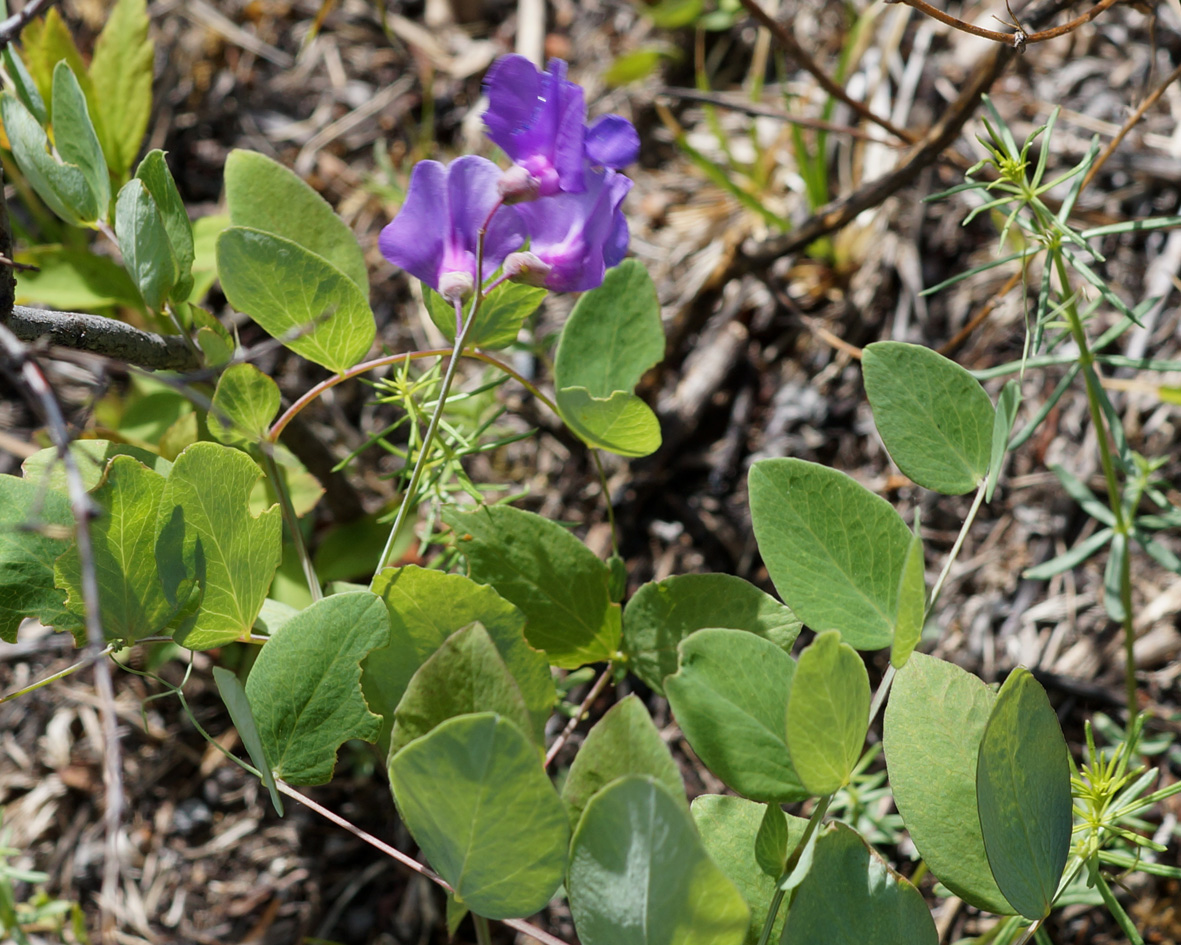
[736,0,918,143]
[276,782,574,945]
[545,666,613,767]
[939,269,1024,355]
[0,0,59,53]
[1081,60,1181,194]
[891,0,1119,47]
[656,87,906,144]
[0,322,123,944]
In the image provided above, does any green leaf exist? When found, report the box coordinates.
[785,630,870,795]
[22,440,169,494]
[223,149,369,293]
[643,0,705,28]
[665,628,808,802]
[446,505,621,668]
[780,823,937,945]
[158,442,282,650]
[424,280,547,350]
[189,214,230,303]
[755,802,789,877]
[208,363,281,448]
[364,565,553,747]
[555,259,664,395]
[245,591,388,784]
[389,623,535,757]
[212,666,282,815]
[622,572,801,695]
[4,44,46,125]
[862,342,995,494]
[976,668,1072,920]
[986,379,1021,501]
[134,150,195,300]
[1023,526,1114,580]
[51,62,109,219]
[561,694,685,828]
[389,712,569,919]
[691,795,807,945]
[553,259,665,457]
[890,530,925,669]
[19,9,91,117]
[883,653,1013,914]
[604,47,673,87]
[13,245,142,310]
[0,475,73,642]
[312,514,392,583]
[1,91,96,226]
[89,0,153,179]
[554,387,662,458]
[54,456,198,644]
[570,775,749,945]
[115,179,178,311]
[216,226,375,373]
[248,444,322,519]
[748,458,912,650]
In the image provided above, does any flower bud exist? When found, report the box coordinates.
[503,251,552,287]
[439,270,475,302]
[498,164,541,204]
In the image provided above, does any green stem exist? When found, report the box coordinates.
[0,644,114,704]
[757,794,832,945]
[868,663,896,726]
[590,450,619,556]
[473,914,493,945]
[260,446,321,602]
[1052,250,1136,710]
[927,477,988,615]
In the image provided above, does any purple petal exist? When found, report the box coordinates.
[547,62,588,194]
[379,160,448,289]
[483,55,543,160]
[445,155,526,281]
[586,115,640,169]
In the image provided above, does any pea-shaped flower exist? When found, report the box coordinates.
[504,167,632,293]
[484,55,640,202]
[378,155,525,301]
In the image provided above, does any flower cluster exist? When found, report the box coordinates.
[379,55,638,301]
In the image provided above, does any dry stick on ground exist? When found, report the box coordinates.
[1081,59,1181,193]
[939,269,1025,356]
[888,0,1121,48]
[738,0,1074,270]
[736,0,918,144]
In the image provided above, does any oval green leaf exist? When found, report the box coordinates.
[90,0,153,179]
[364,565,553,748]
[158,442,282,650]
[224,149,369,293]
[748,458,912,650]
[780,823,937,945]
[569,775,749,945]
[245,591,389,784]
[785,630,870,795]
[115,179,178,312]
[890,530,925,669]
[209,362,281,447]
[55,456,198,644]
[0,474,73,642]
[976,667,1072,920]
[862,341,995,495]
[389,623,535,757]
[389,712,569,919]
[562,694,685,828]
[623,572,802,694]
[216,226,375,373]
[691,795,808,945]
[665,628,808,802]
[445,505,621,668]
[555,387,662,458]
[424,280,547,350]
[135,150,195,300]
[51,61,109,219]
[883,652,1012,915]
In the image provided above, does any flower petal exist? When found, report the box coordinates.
[378,160,448,289]
[586,114,640,169]
[483,55,543,160]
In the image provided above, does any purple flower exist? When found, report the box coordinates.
[505,167,632,293]
[378,155,525,301]
[483,55,640,202]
